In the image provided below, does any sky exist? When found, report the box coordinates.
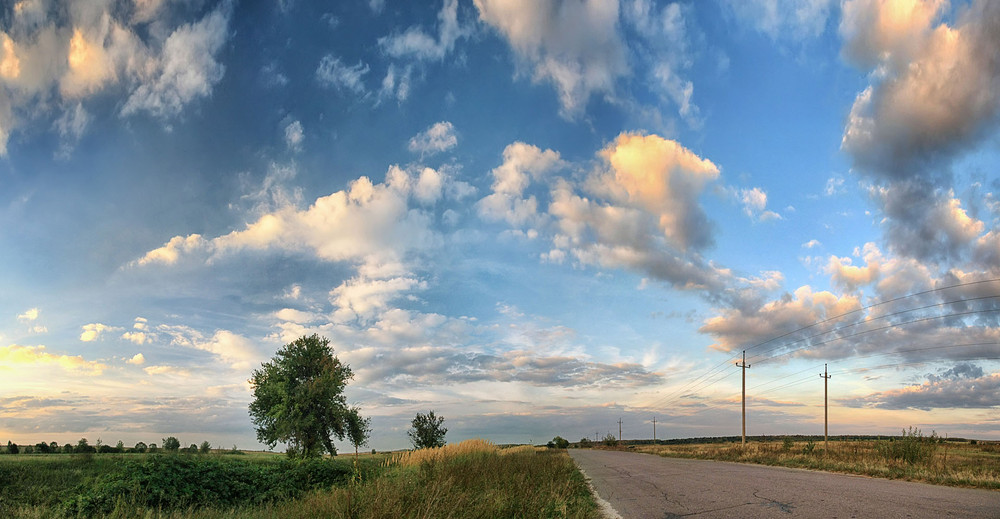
[1,0,999,452]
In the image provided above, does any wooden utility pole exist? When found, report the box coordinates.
[652,417,657,442]
[736,350,751,445]
[820,363,831,450]
[618,418,623,442]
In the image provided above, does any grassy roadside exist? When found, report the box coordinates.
[0,441,600,518]
[623,436,1000,490]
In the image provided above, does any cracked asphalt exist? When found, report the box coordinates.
[569,449,1000,518]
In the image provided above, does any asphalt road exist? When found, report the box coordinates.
[569,449,1000,519]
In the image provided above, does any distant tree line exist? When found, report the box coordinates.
[2,437,225,455]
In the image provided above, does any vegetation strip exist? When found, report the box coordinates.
[614,430,1000,490]
[0,440,601,518]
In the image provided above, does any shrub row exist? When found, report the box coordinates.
[62,454,352,517]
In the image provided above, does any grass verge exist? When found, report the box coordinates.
[626,435,1000,490]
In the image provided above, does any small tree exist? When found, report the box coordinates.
[199,441,211,454]
[49,442,59,453]
[249,334,356,458]
[7,441,18,454]
[116,440,125,453]
[134,442,148,453]
[345,407,372,458]
[148,443,159,453]
[63,444,73,454]
[602,433,618,447]
[579,438,592,448]
[408,411,447,449]
[552,436,569,449]
[35,442,51,454]
[163,436,180,452]
[187,444,198,453]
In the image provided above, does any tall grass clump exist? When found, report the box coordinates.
[384,438,499,467]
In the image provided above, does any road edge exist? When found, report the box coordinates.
[571,454,623,519]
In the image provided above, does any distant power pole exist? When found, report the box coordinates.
[736,350,751,445]
[652,417,657,442]
[618,417,623,441]
[820,363,832,450]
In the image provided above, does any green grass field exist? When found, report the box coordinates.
[0,442,599,518]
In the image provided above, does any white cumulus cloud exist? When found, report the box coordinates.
[407,121,457,156]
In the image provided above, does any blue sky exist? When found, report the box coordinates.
[2,0,999,451]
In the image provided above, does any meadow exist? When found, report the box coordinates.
[624,431,1000,489]
[0,440,599,518]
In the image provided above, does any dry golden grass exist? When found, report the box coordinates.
[500,444,541,456]
[383,439,542,468]
[383,438,499,467]
[630,439,1000,489]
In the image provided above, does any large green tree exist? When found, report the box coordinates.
[408,410,447,449]
[249,334,355,458]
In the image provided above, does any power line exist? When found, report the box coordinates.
[646,283,1000,437]
[753,307,1000,366]
[750,295,1000,365]
[740,278,1000,357]
[650,281,1000,416]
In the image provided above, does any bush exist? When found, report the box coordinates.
[602,433,618,447]
[876,427,938,464]
[62,454,352,516]
[782,437,793,451]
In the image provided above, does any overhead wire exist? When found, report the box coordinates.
[753,307,1000,365]
[748,293,1000,365]
[739,277,1000,358]
[649,280,1000,430]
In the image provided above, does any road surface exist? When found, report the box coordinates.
[569,449,1000,518]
